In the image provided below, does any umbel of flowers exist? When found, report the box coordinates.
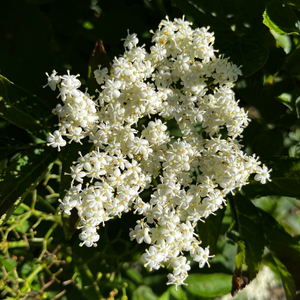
[45,16,271,289]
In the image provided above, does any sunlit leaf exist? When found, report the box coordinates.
[263,0,300,35]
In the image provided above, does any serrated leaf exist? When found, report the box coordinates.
[263,0,300,35]
[0,145,58,225]
[0,75,53,140]
[261,254,297,300]
[242,156,300,198]
[184,273,231,298]
[272,255,297,300]
[262,252,281,279]
[229,194,265,280]
[197,207,225,253]
[259,209,300,296]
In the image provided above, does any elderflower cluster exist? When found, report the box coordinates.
[45,16,271,289]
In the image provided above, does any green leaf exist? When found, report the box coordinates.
[242,156,300,198]
[272,255,297,300]
[261,254,297,300]
[231,242,249,297]
[259,209,300,296]
[218,33,269,77]
[184,273,231,298]
[263,0,300,35]
[229,194,265,280]
[262,252,281,279]
[270,30,293,54]
[125,267,143,285]
[197,207,225,253]
[0,75,53,140]
[0,256,18,272]
[284,46,300,75]
[132,285,158,300]
[235,241,245,270]
[158,286,187,300]
[0,145,58,225]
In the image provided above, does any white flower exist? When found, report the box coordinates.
[254,165,272,184]
[123,32,139,49]
[142,246,164,271]
[44,70,61,91]
[46,16,270,289]
[79,230,99,247]
[47,130,66,151]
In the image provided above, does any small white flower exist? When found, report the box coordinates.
[254,165,272,184]
[47,130,66,151]
[44,70,60,91]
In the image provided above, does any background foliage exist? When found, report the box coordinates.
[1,0,300,299]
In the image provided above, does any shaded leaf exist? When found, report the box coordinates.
[0,145,58,225]
[184,273,231,298]
[242,156,300,198]
[218,33,269,77]
[197,206,225,253]
[284,47,300,75]
[229,194,265,280]
[0,75,53,140]
[259,209,300,295]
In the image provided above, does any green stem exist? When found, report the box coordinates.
[20,264,43,293]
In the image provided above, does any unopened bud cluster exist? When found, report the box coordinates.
[45,17,271,289]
